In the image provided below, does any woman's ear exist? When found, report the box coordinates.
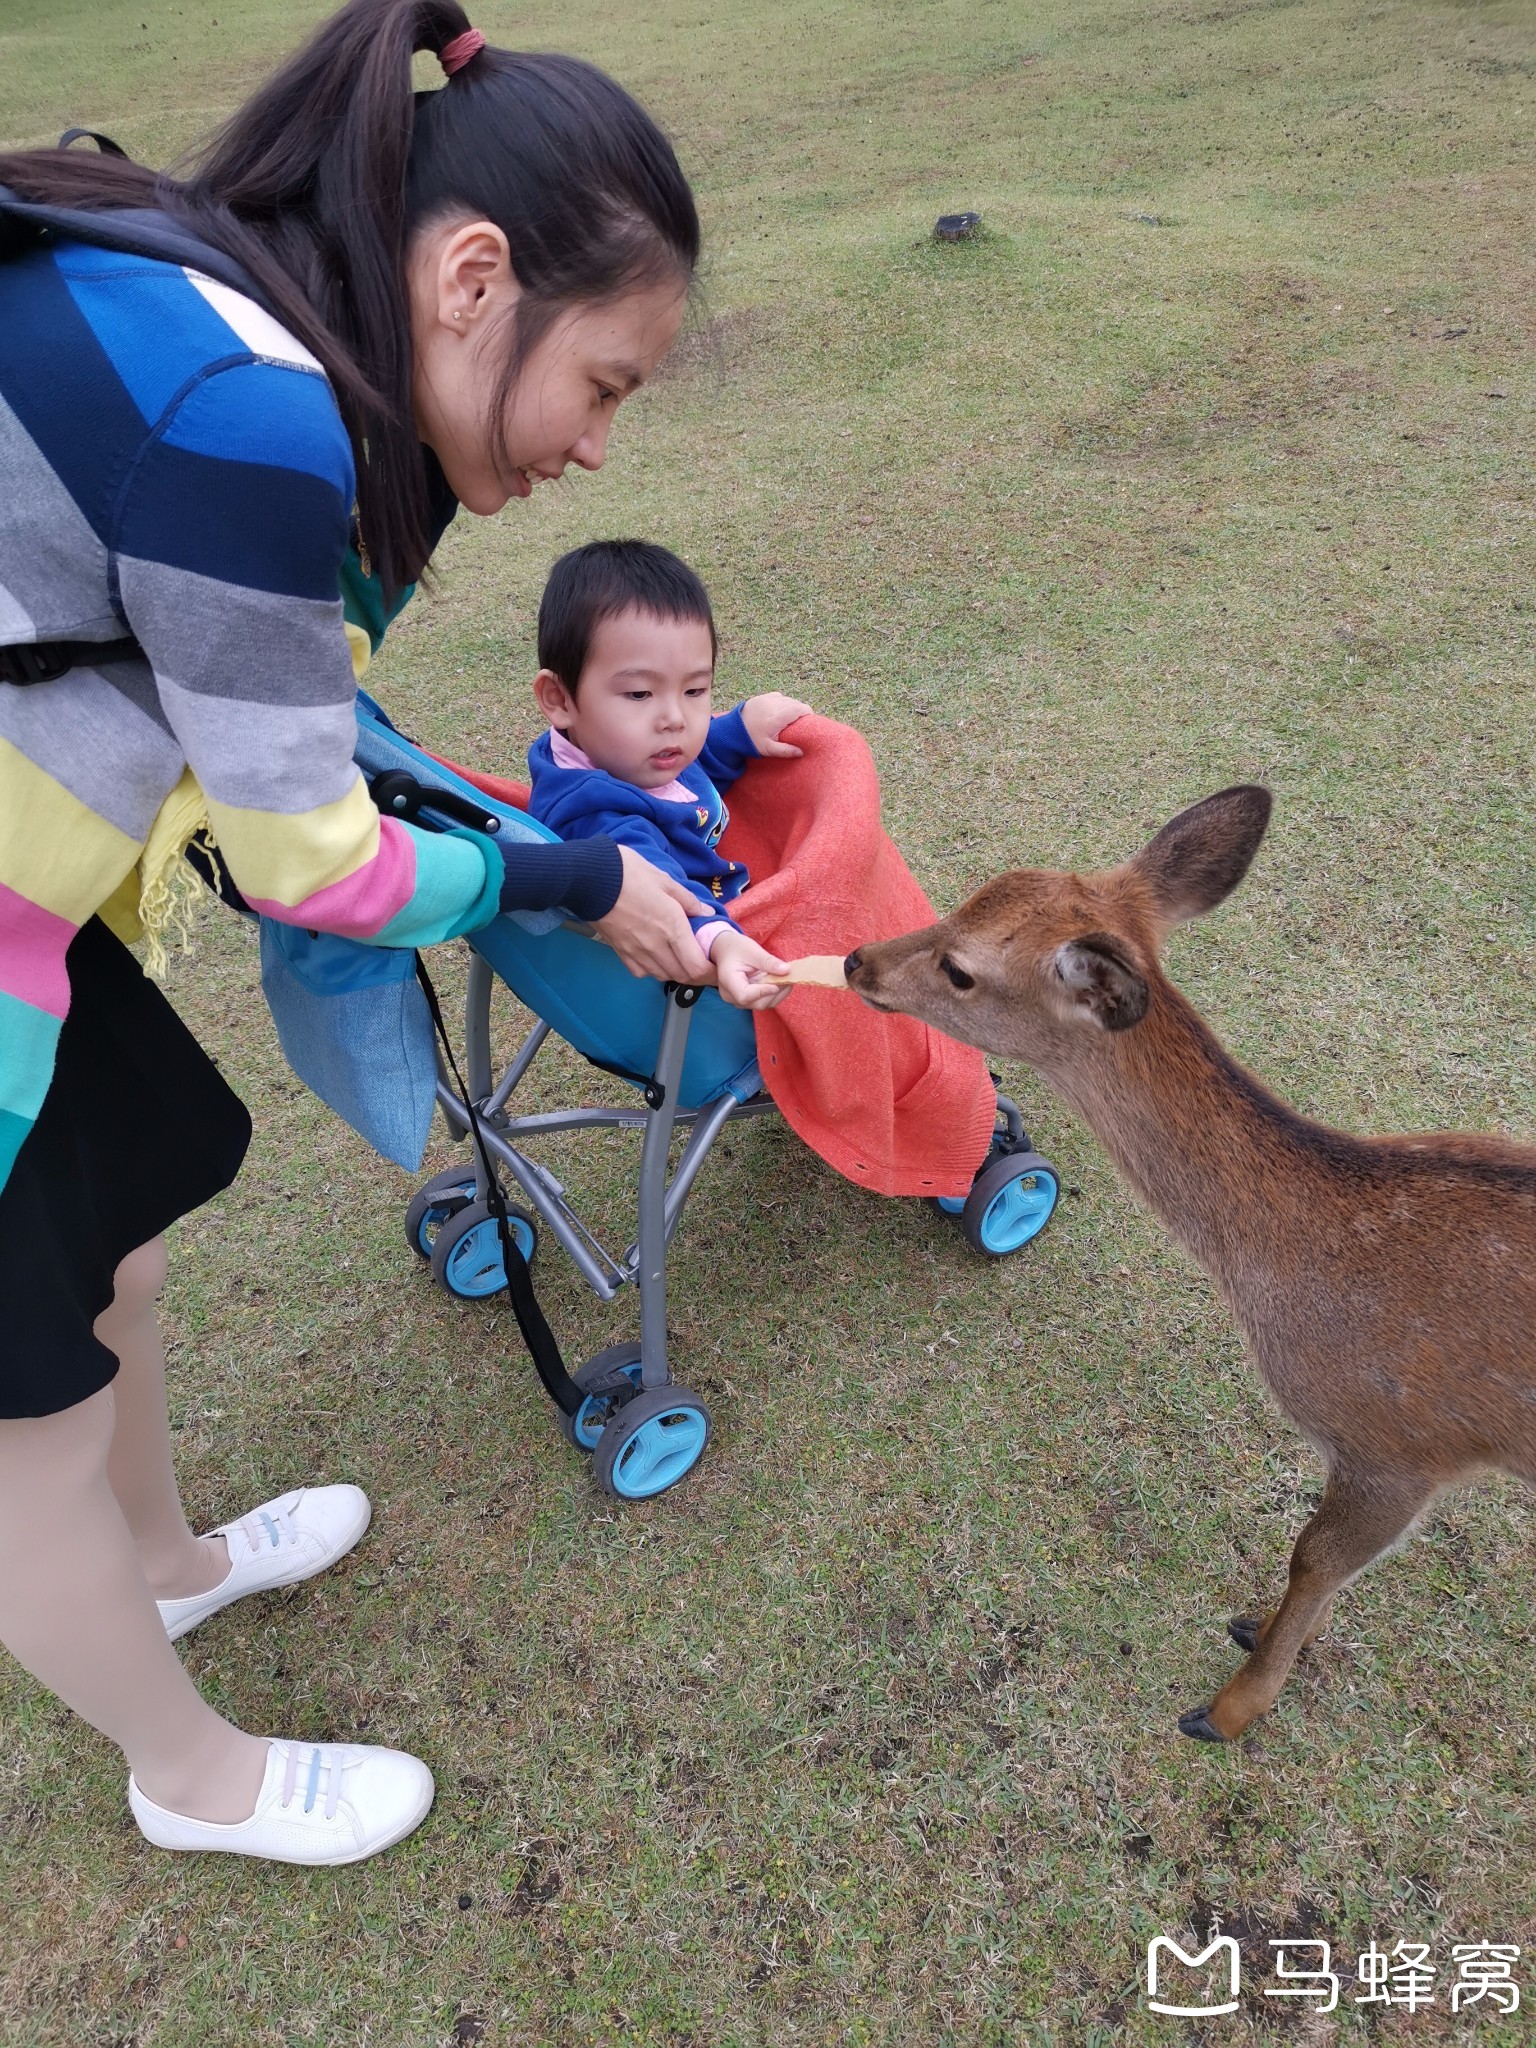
[533,668,577,729]
[430,218,516,334]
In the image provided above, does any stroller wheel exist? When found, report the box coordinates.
[404,1166,480,1261]
[559,1343,645,1453]
[962,1151,1059,1257]
[429,1197,539,1298]
[593,1385,711,1500]
[929,1123,1034,1221]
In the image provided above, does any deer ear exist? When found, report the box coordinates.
[1132,784,1272,928]
[1054,933,1148,1032]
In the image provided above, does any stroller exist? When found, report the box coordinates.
[356,695,1062,1502]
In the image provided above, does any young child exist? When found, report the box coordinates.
[527,540,811,1010]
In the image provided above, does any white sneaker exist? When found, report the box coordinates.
[129,1740,434,1865]
[157,1485,372,1642]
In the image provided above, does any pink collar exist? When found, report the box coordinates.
[549,728,596,771]
[549,726,699,805]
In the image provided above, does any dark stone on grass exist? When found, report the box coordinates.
[934,211,980,241]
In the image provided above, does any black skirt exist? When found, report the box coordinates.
[0,918,251,1418]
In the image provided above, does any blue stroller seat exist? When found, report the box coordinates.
[471,910,761,1117]
[354,692,1061,1502]
[357,689,760,1112]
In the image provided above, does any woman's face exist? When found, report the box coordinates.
[409,219,686,515]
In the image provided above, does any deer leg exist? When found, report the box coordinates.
[1227,1597,1336,1656]
[1180,1465,1436,1743]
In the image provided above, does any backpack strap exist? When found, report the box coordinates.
[57,129,130,159]
[0,184,273,316]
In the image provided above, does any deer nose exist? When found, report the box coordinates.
[843,949,864,981]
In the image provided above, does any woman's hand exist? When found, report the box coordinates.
[593,845,717,983]
[710,929,793,1011]
[741,692,813,758]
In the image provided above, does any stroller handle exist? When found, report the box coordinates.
[369,766,502,838]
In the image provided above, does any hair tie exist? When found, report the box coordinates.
[439,27,485,76]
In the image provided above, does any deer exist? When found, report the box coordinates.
[844,786,1536,1743]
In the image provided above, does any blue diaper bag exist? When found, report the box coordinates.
[257,690,559,1170]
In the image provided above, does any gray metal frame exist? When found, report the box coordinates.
[432,954,1025,1399]
[434,953,775,1390]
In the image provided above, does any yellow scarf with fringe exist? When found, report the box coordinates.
[96,767,221,978]
[99,621,373,976]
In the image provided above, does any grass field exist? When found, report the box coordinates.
[2,0,1535,2041]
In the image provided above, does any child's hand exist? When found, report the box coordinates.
[710,929,793,1010]
[741,692,812,758]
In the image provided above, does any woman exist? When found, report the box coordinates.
[0,0,713,1865]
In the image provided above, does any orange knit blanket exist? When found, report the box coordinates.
[721,715,995,1200]
[439,723,996,1199]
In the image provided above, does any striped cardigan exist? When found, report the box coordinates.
[0,234,615,1192]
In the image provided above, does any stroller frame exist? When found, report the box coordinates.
[431,949,1034,1399]
[359,691,1062,1497]
[445,958,775,1389]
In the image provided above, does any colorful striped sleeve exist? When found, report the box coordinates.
[0,730,144,1181]
[112,344,502,949]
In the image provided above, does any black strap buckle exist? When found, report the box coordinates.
[0,643,73,686]
[0,634,143,686]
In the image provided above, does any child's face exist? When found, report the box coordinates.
[535,609,716,789]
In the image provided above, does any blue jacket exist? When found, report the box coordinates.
[527,706,759,938]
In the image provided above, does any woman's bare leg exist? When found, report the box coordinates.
[0,1384,268,1822]
[99,1237,228,1600]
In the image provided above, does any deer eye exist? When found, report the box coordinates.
[940,954,974,991]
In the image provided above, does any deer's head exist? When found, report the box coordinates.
[845,785,1272,1063]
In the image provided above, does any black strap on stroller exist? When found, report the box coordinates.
[362,767,620,1422]
[412,955,589,1419]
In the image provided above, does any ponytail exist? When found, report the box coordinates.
[0,0,699,595]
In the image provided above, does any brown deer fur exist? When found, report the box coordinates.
[845,787,1536,1742]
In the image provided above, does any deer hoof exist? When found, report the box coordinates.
[1178,1706,1227,1743]
[1227,1615,1261,1653]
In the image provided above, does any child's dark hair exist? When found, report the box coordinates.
[538,540,717,692]
[0,0,699,596]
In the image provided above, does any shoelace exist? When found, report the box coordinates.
[236,1501,296,1560]
[279,1745,348,1822]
